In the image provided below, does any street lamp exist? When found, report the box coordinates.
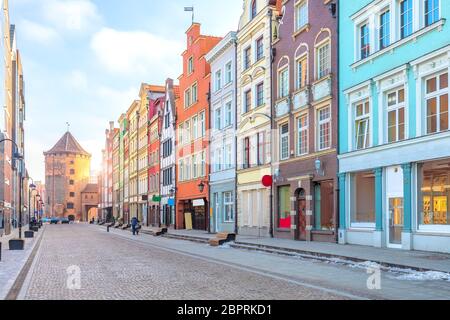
[36,195,41,221]
[28,183,36,229]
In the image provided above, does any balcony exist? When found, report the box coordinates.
[312,76,332,102]
[293,87,310,111]
[275,98,290,118]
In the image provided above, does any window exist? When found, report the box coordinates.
[251,0,257,19]
[425,0,439,26]
[184,88,191,108]
[351,171,376,225]
[379,10,391,49]
[244,89,252,113]
[418,159,450,227]
[164,109,170,128]
[188,56,194,74]
[360,23,370,59]
[279,67,289,98]
[69,192,75,198]
[256,82,264,107]
[185,121,191,144]
[297,113,308,156]
[225,62,232,84]
[67,203,74,209]
[426,72,448,134]
[178,123,184,145]
[200,151,206,177]
[70,169,75,175]
[317,42,330,79]
[163,168,173,186]
[280,123,289,160]
[215,108,222,130]
[223,192,234,222]
[400,0,413,39]
[192,115,199,140]
[192,154,198,178]
[318,106,331,150]
[243,137,250,169]
[296,56,307,89]
[163,139,172,158]
[387,88,406,143]
[69,180,74,185]
[278,186,291,228]
[215,147,222,172]
[185,157,191,180]
[200,111,206,137]
[225,102,232,127]
[295,1,308,31]
[355,101,371,150]
[256,37,264,61]
[225,143,232,169]
[314,181,335,231]
[192,83,198,103]
[244,47,251,70]
[215,70,222,92]
[257,132,265,165]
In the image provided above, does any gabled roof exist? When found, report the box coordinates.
[44,131,91,156]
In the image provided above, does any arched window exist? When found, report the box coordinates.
[251,0,257,19]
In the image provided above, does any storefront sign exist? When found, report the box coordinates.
[152,195,161,202]
[193,199,205,207]
[168,198,175,206]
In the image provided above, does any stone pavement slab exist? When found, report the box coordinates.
[0,226,43,299]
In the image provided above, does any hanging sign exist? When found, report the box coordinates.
[261,175,273,187]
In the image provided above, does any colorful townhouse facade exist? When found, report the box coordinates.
[112,128,120,220]
[147,93,165,226]
[205,31,238,233]
[235,0,280,238]
[175,23,221,231]
[271,0,338,242]
[99,121,116,221]
[338,0,450,253]
[160,78,178,228]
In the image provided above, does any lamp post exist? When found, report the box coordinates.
[0,138,24,241]
[28,183,36,229]
[36,195,41,221]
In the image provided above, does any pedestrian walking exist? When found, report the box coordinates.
[131,216,138,235]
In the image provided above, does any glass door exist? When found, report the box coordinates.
[388,197,404,245]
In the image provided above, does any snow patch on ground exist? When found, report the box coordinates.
[395,271,450,282]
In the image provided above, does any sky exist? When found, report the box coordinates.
[9,0,243,182]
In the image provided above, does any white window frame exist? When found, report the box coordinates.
[278,67,289,99]
[280,123,289,161]
[200,111,206,137]
[223,191,234,223]
[295,0,308,32]
[224,100,232,128]
[225,61,233,84]
[192,115,199,140]
[296,112,309,156]
[215,69,222,92]
[424,71,449,134]
[385,87,407,143]
[296,53,308,90]
[317,106,331,151]
[188,56,194,74]
[316,40,331,80]
[354,100,371,150]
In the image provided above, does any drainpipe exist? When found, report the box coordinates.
[234,37,239,236]
[335,1,340,243]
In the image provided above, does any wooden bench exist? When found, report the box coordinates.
[208,232,236,247]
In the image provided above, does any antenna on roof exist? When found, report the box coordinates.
[66,122,70,132]
[184,6,194,24]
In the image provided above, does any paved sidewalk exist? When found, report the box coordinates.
[164,229,450,273]
[0,226,43,299]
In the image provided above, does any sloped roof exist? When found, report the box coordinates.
[44,131,91,156]
[81,184,98,193]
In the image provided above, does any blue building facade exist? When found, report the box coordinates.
[206,32,237,233]
[339,0,450,253]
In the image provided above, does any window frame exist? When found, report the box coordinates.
[424,71,449,135]
[280,123,290,161]
[316,40,331,80]
[278,66,289,99]
[256,82,264,107]
[354,100,371,151]
[297,112,309,156]
[386,87,407,143]
[317,106,331,151]
[295,0,309,32]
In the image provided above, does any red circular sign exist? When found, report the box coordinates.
[261,175,273,187]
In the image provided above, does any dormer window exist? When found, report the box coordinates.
[251,0,257,20]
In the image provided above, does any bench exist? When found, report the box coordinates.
[114,223,123,229]
[121,224,131,230]
[208,232,236,247]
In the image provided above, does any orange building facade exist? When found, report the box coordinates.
[175,24,221,230]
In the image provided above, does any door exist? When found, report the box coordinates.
[297,198,307,241]
[388,198,404,245]
[386,166,404,248]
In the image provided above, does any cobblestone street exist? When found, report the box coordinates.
[17,224,450,300]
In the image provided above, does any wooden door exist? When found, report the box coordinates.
[298,198,307,241]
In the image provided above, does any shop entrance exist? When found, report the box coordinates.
[386,166,404,248]
[296,189,307,241]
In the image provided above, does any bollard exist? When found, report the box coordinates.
[107,225,110,232]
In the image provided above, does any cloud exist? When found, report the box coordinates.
[19,19,60,44]
[42,0,101,33]
[90,27,182,78]
[66,70,88,90]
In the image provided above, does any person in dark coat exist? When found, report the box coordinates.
[131,216,139,235]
